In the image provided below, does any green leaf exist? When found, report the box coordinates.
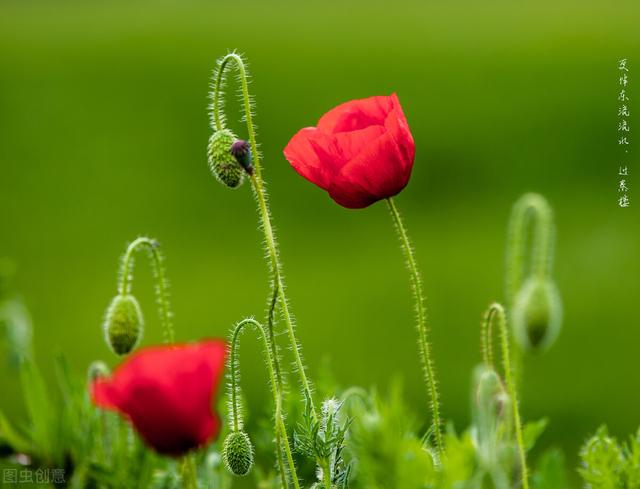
[0,410,31,454]
[19,358,55,464]
[523,418,549,452]
[579,426,624,489]
[532,448,569,489]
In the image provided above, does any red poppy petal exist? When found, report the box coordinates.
[317,95,395,134]
[284,128,337,190]
[329,125,386,163]
[385,93,415,166]
[91,378,122,411]
[328,131,412,208]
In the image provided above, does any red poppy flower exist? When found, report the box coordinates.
[284,93,415,209]
[91,340,227,456]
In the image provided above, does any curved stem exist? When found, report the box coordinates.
[211,52,317,419]
[505,193,554,306]
[481,309,495,369]
[386,197,443,455]
[229,318,300,489]
[504,193,554,389]
[118,237,174,344]
[250,173,317,417]
[483,303,529,489]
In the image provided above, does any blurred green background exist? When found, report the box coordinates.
[1,0,639,475]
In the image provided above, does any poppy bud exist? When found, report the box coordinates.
[472,366,512,464]
[474,367,510,429]
[103,294,144,355]
[512,278,562,352]
[230,140,254,175]
[208,129,245,188]
[222,430,254,476]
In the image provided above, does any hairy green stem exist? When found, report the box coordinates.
[386,197,443,454]
[118,237,174,344]
[322,459,333,489]
[482,303,529,489]
[504,193,554,386]
[211,52,317,420]
[229,318,300,489]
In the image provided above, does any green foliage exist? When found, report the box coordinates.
[345,383,437,489]
[533,449,569,489]
[295,394,351,488]
[579,426,640,489]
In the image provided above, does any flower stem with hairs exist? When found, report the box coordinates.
[481,303,529,489]
[386,197,443,455]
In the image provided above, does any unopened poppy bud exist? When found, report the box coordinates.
[472,366,512,452]
[512,278,562,352]
[474,367,509,424]
[222,430,254,476]
[230,140,253,175]
[103,294,144,355]
[208,129,245,188]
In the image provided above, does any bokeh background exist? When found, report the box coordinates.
[1,0,639,479]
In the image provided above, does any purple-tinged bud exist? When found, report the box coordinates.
[230,140,254,175]
[208,129,245,188]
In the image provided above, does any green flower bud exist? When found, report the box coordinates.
[222,430,254,476]
[473,366,511,436]
[208,129,245,188]
[103,294,144,355]
[472,365,512,468]
[512,278,562,352]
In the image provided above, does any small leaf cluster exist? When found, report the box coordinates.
[579,426,640,489]
[295,393,351,488]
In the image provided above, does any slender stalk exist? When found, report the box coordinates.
[505,193,554,306]
[481,308,494,369]
[386,197,443,454]
[211,52,317,419]
[118,237,174,344]
[229,318,300,489]
[250,173,317,415]
[482,303,529,489]
[322,460,333,489]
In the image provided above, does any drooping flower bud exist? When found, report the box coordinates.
[222,430,254,476]
[512,278,562,352]
[208,129,245,188]
[473,366,510,433]
[103,294,144,355]
[472,365,512,466]
[230,140,254,175]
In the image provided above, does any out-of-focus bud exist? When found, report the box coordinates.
[512,278,562,352]
[103,294,144,355]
